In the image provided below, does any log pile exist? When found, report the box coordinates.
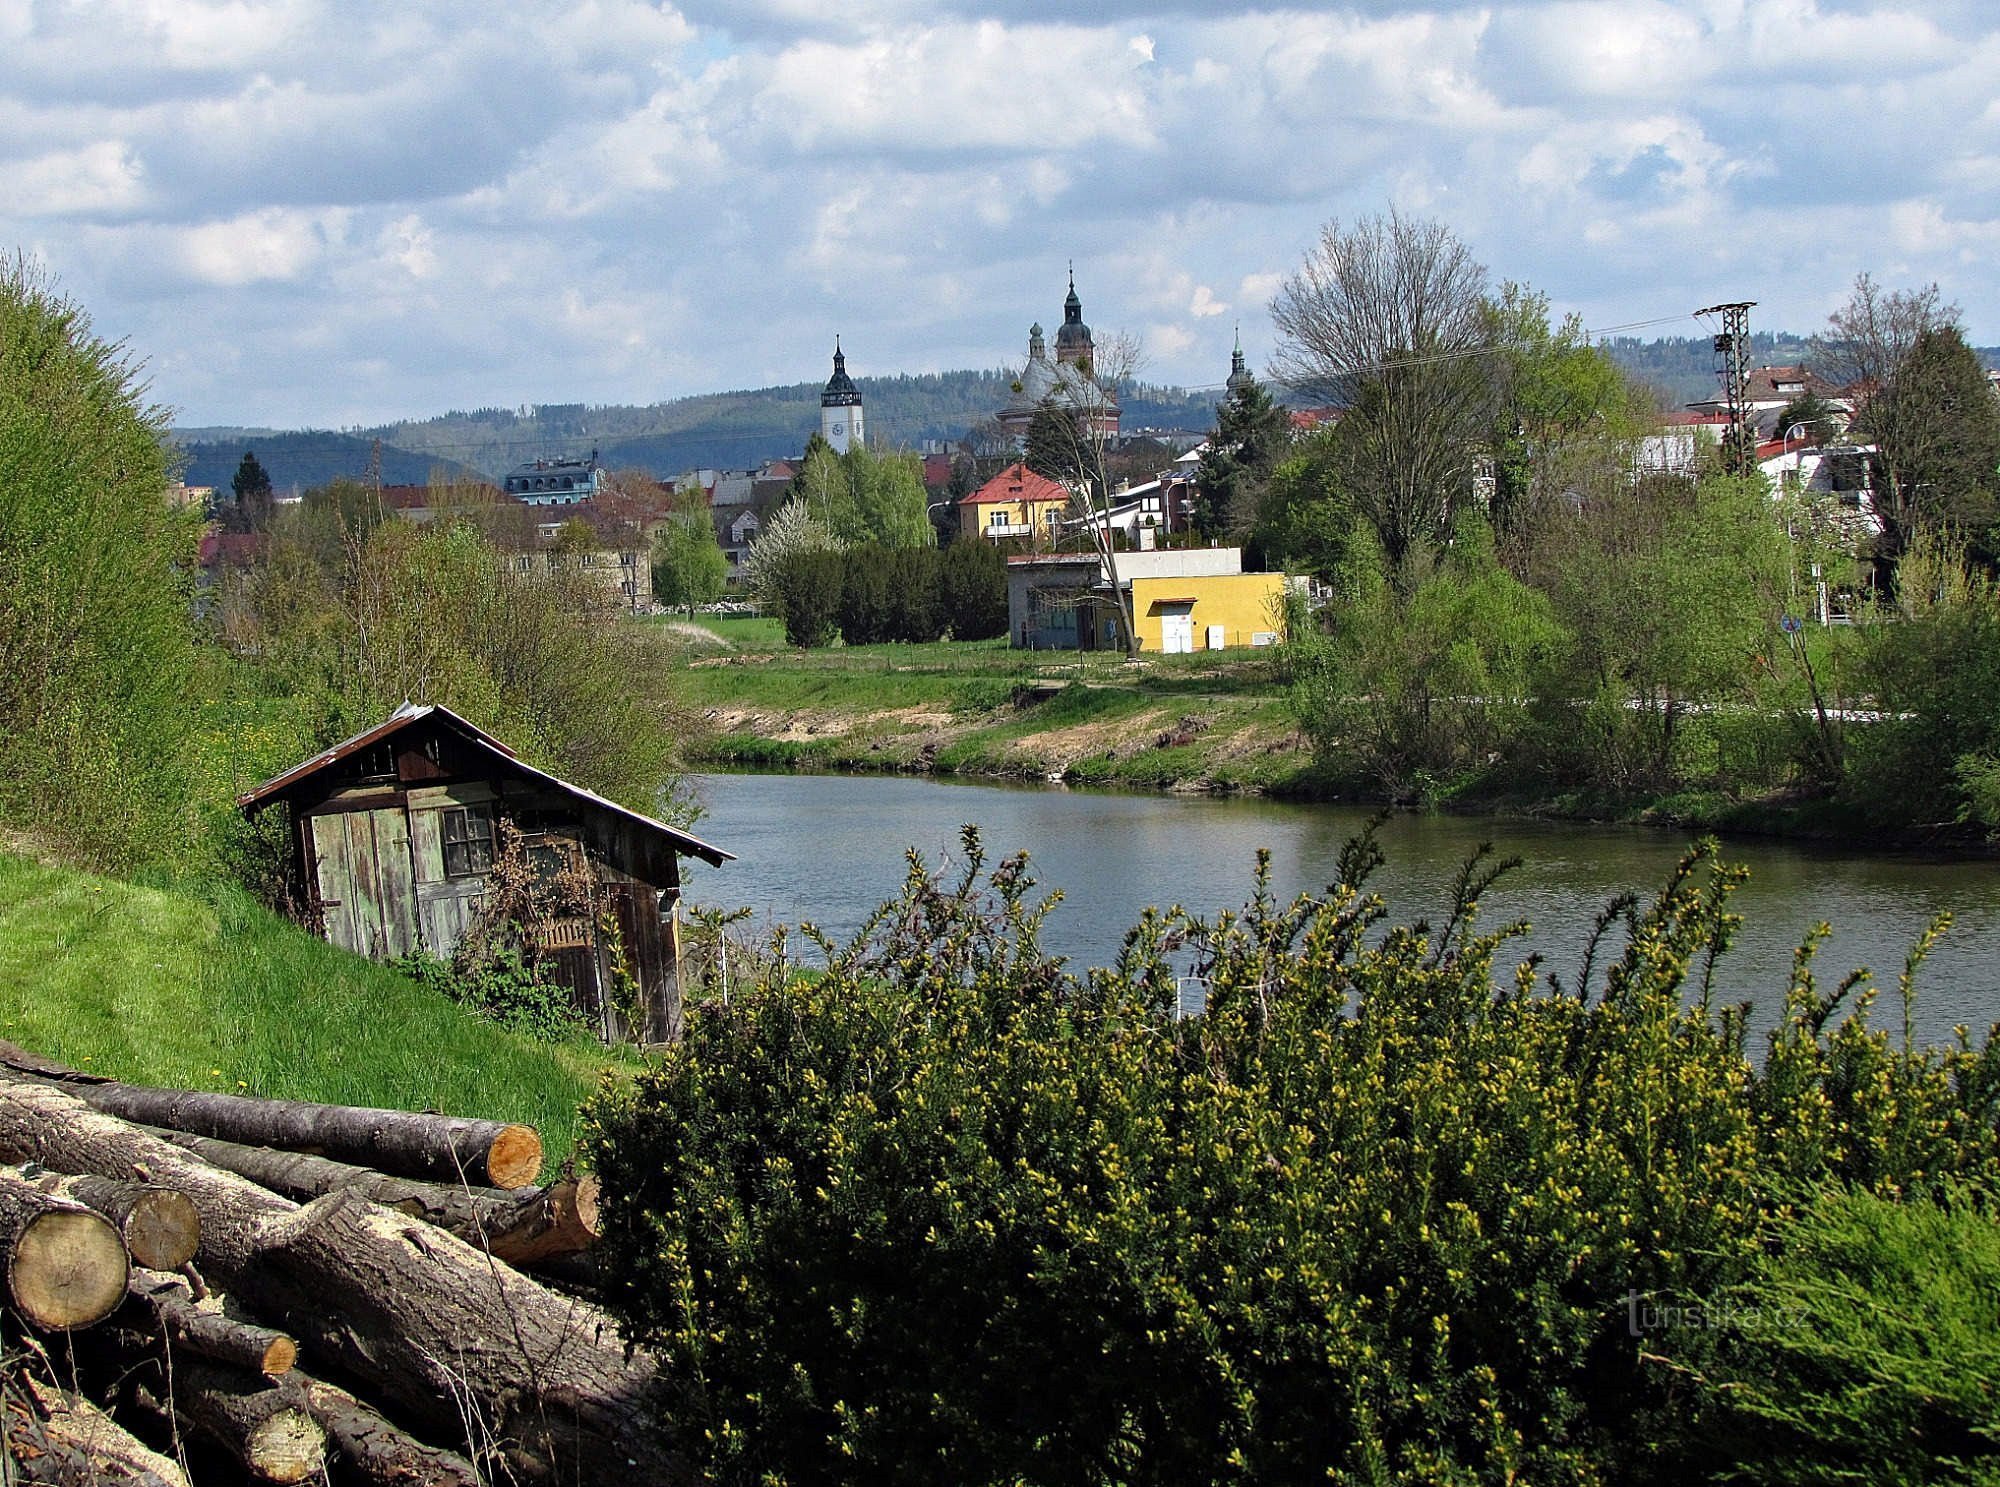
[0,1045,657,1486]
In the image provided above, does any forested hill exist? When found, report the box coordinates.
[176,371,1221,491]
[1600,334,2000,406]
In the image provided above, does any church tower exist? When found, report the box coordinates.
[1226,328,1255,399]
[1053,266,1094,368]
[820,339,864,454]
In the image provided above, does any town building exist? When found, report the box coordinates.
[959,461,1071,544]
[239,703,731,1044]
[501,455,604,506]
[1007,546,1285,653]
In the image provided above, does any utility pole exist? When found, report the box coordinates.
[1695,301,1757,477]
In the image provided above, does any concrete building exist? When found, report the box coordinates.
[1007,546,1285,653]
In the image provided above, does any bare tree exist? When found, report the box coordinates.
[1024,330,1145,657]
[1268,211,1495,571]
[1810,273,1968,571]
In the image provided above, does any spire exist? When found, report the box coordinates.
[1028,322,1046,361]
[1063,263,1082,326]
[1227,325,1254,397]
[821,338,859,407]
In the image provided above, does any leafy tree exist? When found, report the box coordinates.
[1248,430,1354,578]
[1291,512,1564,796]
[652,486,728,618]
[1864,327,2000,565]
[1482,283,1654,535]
[1774,390,1842,447]
[844,446,936,549]
[742,498,842,612]
[0,260,201,869]
[1812,274,1964,574]
[1269,211,1496,570]
[1193,371,1290,540]
[224,514,691,815]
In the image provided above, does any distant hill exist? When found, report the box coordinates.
[173,371,1222,489]
[174,430,482,493]
[1601,334,2000,408]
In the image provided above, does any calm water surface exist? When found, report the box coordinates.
[682,771,2000,1046]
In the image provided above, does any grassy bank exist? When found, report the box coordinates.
[672,621,1314,793]
[0,850,635,1169]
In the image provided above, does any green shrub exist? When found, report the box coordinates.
[775,549,845,648]
[587,835,2000,1484]
[392,947,588,1043]
[938,539,1009,641]
[1664,1184,2000,1484]
[0,260,201,869]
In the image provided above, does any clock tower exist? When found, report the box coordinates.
[819,339,864,454]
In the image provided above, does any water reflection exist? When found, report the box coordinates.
[682,772,2000,1046]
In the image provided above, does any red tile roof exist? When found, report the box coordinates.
[960,462,1069,509]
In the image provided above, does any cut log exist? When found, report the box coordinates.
[0,1080,675,1483]
[13,1375,190,1486]
[133,1360,324,1484]
[0,1079,296,1274]
[141,1128,600,1263]
[293,1373,484,1487]
[7,1075,541,1190]
[128,1267,297,1376]
[0,1167,129,1329]
[246,1190,675,1483]
[38,1173,200,1270]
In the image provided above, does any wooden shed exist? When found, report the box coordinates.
[239,703,731,1044]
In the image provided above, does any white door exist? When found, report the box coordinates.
[1161,607,1195,654]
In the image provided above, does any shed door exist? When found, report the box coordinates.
[311,811,419,961]
[1160,605,1195,655]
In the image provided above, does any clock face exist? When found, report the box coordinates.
[830,422,844,437]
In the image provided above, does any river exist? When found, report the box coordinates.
[679,771,2000,1046]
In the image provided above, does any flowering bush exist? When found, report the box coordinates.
[587,831,2000,1484]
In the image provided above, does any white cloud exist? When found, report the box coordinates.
[176,206,346,285]
[0,0,1995,428]
[0,141,146,216]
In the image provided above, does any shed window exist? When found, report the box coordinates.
[442,806,495,878]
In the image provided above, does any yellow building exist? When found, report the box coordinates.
[960,462,1071,543]
[1129,571,1285,653]
[1008,547,1286,652]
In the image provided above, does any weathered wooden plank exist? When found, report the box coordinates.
[369,809,417,958]
[344,813,388,960]
[408,806,446,886]
[309,814,361,956]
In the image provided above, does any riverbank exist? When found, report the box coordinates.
[667,619,1990,853]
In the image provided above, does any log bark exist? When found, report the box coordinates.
[293,1374,484,1487]
[245,1190,676,1483]
[12,1376,189,1486]
[0,1167,129,1330]
[129,1267,297,1376]
[0,1081,676,1483]
[12,1076,540,1190]
[141,1128,599,1263]
[39,1173,200,1271]
[133,1360,325,1484]
[0,1079,296,1274]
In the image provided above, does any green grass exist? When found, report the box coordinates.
[0,852,635,1170]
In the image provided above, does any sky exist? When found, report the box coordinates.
[3,0,1997,432]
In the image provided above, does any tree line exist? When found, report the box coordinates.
[1181,212,2000,836]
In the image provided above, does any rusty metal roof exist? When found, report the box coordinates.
[237,702,732,866]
